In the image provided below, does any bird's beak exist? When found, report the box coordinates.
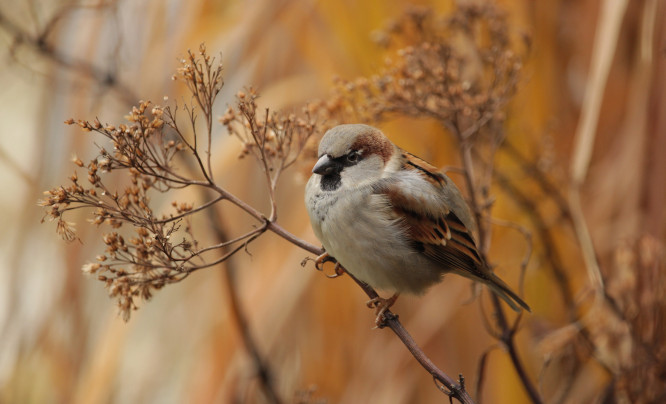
[312,154,336,175]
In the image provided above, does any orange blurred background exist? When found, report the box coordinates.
[0,0,664,403]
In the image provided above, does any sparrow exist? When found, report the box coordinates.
[304,124,530,323]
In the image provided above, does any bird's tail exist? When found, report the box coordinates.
[483,272,531,312]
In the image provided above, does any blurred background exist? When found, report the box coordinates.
[1,0,664,403]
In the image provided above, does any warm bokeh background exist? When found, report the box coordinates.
[1,0,664,403]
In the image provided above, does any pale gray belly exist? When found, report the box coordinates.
[309,189,441,294]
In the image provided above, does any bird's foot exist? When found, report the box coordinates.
[313,252,345,278]
[313,252,332,270]
[366,293,400,328]
[326,262,345,278]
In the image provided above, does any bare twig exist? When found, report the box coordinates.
[491,295,542,404]
[0,5,137,104]
[492,168,575,310]
[474,346,496,402]
[343,267,476,404]
[205,201,284,404]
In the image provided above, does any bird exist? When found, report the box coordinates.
[304,124,530,324]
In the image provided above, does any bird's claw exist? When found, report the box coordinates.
[314,252,333,271]
[326,263,345,278]
[313,252,345,278]
[366,293,400,328]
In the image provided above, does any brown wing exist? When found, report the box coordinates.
[374,152,485,279]
[389,194,485,279]
[372,152,531,312]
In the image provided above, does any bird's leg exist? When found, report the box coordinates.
[366,293,400,328]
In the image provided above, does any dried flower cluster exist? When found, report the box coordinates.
[41,99,195,320]
[41,44,317,321]
[326,5,523,144]
[221,88,320,219]
[309,4,527,258]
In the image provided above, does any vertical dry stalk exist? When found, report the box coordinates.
[569,0,629,304]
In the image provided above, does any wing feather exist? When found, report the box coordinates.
[370,151,531,312]
[373,154,484,276]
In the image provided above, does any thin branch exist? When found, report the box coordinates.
[475,345,498,401]
[491,167,575,312]
[487,216,533,297]
[193,225,266,255]
[386,317,474,403]
[491,295,542,404]
[343,270,476,404]
[458,137,487,249]
[0,6,137,104]
[205,195,284,404]
[153,195,225,224]
[290,229,474,402]
[453,119,541,404]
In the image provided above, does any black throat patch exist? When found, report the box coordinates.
[320,174,342,191]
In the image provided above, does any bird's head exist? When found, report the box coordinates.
[312,124,397,190]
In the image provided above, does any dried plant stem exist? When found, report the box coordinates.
[215,213,474,401]
[0,6,137,104]
[491,168,575,310]
[206,181,321,253]
[205,201,283,404]
[167,131,284,403]
[386,320,474,404]
[345,272,475,404]
[454,129,541,403]
[153,196,225,225]
[569,0,628,302]
[459,140,486,247]
[223,266,283,404]
[491,296,542,404]
[570,0,629,185]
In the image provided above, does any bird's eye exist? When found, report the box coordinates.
[347,150,360,163]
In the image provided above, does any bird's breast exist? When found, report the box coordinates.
[305,178,442,294]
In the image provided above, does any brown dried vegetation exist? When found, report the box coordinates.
[22,1,666,403]
[41,45,322,322]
